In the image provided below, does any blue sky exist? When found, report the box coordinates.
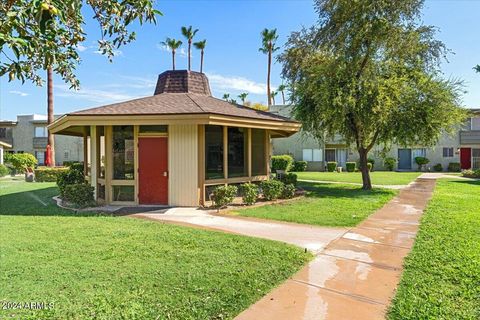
[0,0,479,120]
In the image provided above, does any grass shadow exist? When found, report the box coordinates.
[299,181,397,199]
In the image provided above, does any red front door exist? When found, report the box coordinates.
[460,148,471,170]
[139,137,168,204]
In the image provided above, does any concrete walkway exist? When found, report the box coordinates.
[131,207,346,254]
[299,179,410,190]
[235,175,437,320]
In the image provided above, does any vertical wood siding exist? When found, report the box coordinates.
[168,124,199,206]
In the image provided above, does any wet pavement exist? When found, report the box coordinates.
[235,176,437,320]
[130,207,346,254]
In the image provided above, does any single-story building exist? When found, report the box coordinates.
[49,70,300,206]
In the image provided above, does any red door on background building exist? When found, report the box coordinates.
[138,137,168,204]
[460,148,471,170]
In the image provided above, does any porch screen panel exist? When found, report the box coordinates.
[252,129,266,175]
[97,126,105,178]
[112,125,134,180]
[205,125,224,179]
[228,127,248,178]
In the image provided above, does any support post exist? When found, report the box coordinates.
[223,126,228,180]
[247,128,252,179]
[90,125,98,200]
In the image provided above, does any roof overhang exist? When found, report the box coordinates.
[0,141,12,148]
[48,114,301,137]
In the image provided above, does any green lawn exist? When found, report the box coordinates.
[295,171,421,185]
[388,179,480,319]
[0,179,310,319]
[232,182,397,227]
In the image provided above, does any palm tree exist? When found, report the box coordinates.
[271,90,278,105]
[181,26,199,71]
[47,66,55,166]
[259,28,279,108]
[161,37,183,70]
[277,84,287,105]
[222,93,230,101]
[238,92,248,105]
[193,40,206,73]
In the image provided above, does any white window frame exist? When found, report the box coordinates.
[35,126,47,137]
[443,147,454,158]
[302,149,313,162]
[312,149,323,161]
[471,117,480,130]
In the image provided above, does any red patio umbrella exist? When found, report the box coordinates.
[45,144,53,167]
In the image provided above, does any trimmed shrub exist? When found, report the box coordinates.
[462,169,480,178]
[260,180,284,201]
[415,157,430,171]
[5,153,37,173]
[448,162,461,172]
[326,161,337,172]
[281,183,296,199]
[211,185,238,208]
[384,157,396,171]
[280,172,297,186]
[367,163,373,171]
[345,162,356,172]
[0,164,8,177]
[433,163,443,172]
[63,161,83,167]
[57,166,85,197]
[292,160,307,172]
[240,183,258,205]
[63,183,95,208]
[35,167,68,182]
[69,162,84,172]
[271,155,294,172]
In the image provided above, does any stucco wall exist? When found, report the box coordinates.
[168,124,199,206]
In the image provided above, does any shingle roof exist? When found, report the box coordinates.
[154,70,211,95]
[70,93,294,122]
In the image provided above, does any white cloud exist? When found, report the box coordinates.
[9,90,29,97]
[54,85,137,104]
[76,44,87,52]
[206,73,272,95]
[104,75,156,89]
[156,43,188,58]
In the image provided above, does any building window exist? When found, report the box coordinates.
[313,149,322,161]
[112,185,134,202]
[35,126,47,137]
[205,125,224,179]
[302,149,312,161]
[228,127,247,178]
[443,147,454,158]
[35,151,45,165]
[97,127,105,179]
[412,148,426,160]
[251,129,266,176]
[0,128,7,138]
[471,117,480,130]
[112,125,134,180]
[139,125,168,134]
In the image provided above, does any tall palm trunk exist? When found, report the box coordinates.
[172,50,176,70]
[200,49,204,73]
[188,40,192,71]
[267,45,272,108]
[281,91,285,104]
[47,66,55,167]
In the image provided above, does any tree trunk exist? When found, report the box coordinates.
[267,46,272,108]
[200,50,204,73]
[281,91,285,105]
[172,51,175,70]
[358,148,372,190]
[188,40,191,71]
[47,66,55,167]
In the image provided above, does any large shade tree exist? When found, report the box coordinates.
[280,0,467,189]
[1,0,161,166]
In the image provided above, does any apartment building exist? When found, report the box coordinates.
[270,105,480,171]
[0,114,83,165]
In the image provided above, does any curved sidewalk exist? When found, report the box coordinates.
[235,176,437,320]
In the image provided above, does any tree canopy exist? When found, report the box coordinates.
[280,0,467,189]
[0,0,161,88]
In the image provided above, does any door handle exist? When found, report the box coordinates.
[163,171,168,177]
